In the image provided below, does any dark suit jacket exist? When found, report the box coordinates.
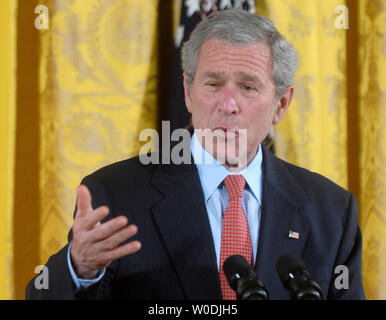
[26,144,365,300]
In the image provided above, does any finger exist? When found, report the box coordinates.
[103,240,142,262]
[89,215,129,242]
[96,224,138,250]
[76,185,93,218]
[82,205,110,230]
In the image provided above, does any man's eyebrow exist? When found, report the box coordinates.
[203,71,264,86]
[234,71,261,83]
[203,71,226,79]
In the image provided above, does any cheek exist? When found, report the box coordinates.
[192,91,218,117]
[197,90,219,106]
[247,105,271,125]
[245,103,275,135]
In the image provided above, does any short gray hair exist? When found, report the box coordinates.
[181,9,297,98]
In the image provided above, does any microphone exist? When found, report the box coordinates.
[223,254,269,300]
[276,253,323,300]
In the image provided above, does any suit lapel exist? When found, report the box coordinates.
[150,161,221,300]
[254,146,309,293]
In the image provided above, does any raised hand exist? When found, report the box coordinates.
[70,185,141,279]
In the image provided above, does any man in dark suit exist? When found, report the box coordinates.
[26,10,365,300]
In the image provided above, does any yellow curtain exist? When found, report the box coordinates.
[267,0,348,189]
[38,0,159,266]
[0,0,17,300]
[358,0,386,299]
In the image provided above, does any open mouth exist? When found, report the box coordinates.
[213,127,240,137]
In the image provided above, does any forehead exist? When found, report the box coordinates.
[196,38,273,78]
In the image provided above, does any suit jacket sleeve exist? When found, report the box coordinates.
[25,173,115,300]
[328,194,366,299]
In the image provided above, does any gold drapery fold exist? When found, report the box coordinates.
[358,0,386,300]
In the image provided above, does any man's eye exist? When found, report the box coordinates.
[241,84,255,91]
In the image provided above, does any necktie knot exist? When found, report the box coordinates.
[224,175,246,200]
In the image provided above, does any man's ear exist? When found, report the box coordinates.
[272,85,294,125]
[183,73,193,113]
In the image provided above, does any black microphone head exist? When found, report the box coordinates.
[276,253,308,285]
[276,253,322,300]
[223,255,252,289]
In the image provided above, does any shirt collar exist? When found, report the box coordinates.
[191,132,263,204]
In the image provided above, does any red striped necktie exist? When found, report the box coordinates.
[219,174,253,300]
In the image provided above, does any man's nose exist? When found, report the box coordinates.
[218,86,239,115]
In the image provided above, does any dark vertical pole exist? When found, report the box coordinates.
[14,0,40,299]
[346,0,360,206]
[157,0,174,131]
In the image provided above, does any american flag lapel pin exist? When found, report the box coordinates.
[288,230,299,239]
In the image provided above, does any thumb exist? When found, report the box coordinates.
[76,184,93,218]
